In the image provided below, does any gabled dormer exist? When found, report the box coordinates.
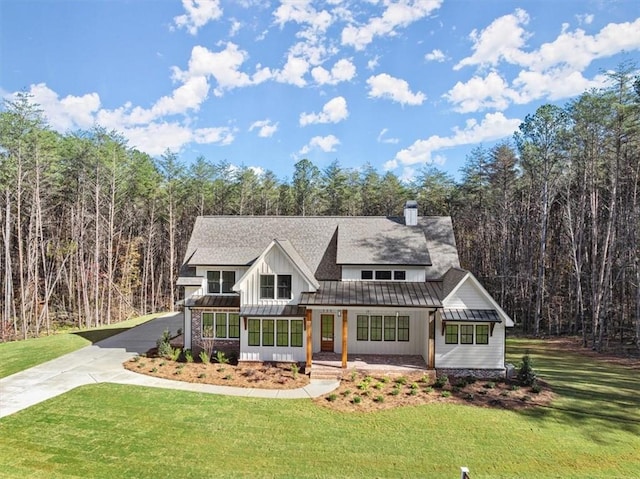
[233,239,319,306]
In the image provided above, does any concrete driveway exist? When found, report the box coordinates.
[0,313,338,418]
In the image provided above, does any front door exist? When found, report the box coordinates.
[320,314,334,352]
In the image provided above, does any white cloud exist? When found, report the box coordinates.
[454,8,530,70]
[425,49,446,62]
[377,128,399,144]
[367,56,380,70]
[173,43,271,96]
[342,0,443,51]
[275,53,310,87]
[249,119,278,138]
[150,75,210,117]
[576,13,594,25]
[25,83,100,131]
[389,112,521,168]
[273,0,334,34]
[300,96,349,126]
[444,71,517,113]
[311,58,356,85]
[299,134,341,155]
[173,0,223,35]
[229,19,242,36]
[193,126,235,145]
[366,73,426,105]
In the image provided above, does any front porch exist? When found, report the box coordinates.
[309,353,431,380]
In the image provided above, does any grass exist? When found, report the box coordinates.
[0,314,160,379]
[0,338,638,478]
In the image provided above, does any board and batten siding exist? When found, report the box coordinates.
[434,320,505,369]
[341,266,425,282]
[311,308,428,355]
[242,247,313,305]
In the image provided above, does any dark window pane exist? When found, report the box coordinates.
[277,275,292,299]
[375,270,392,280]
[398,316,410,341]
[476,325,489,344]
[260,275,275,299]
[384,316,396,341]
[222,271,235,293]
[291,320,303,347]
[248,319,260,346]
[276,320,289,347]
[356,315,368,341]
[262,319,274,346]
[394,270,406,280]
[460,325,474,344]
[361,270,373,280]
[202,313,214,338]
[228,314,240,339]
[207,271,220,294]
[215,313,227,338]
[370,316,382,341]
[445,324,458,344]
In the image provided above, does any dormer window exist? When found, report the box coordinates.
[375,270,392,280]
[360,269,407,281]
[260,274,292,299]
[361,270,373,280]
[207,270,235,294]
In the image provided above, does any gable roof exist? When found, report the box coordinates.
[182,216,459,280]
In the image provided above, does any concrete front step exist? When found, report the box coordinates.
[309,366,344,381]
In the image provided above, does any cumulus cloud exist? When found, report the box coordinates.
[274,53,310,87]
[23,83,100,131]
[173,0,223,35]
[311,58,356,85]
[249,119,278,138]
[387,112,521,168]
[367,73,425,105]
[342,0,443,51]
[299,134,340,155]
[300,96,349,126]
[444,71,517,113]
[425,49,446,62]
[273,0,334,34]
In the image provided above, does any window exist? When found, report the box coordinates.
[228,313,240,339]
[445,324,459,344]
[277,320,289,347]
[207,270,236,294]
[397,316,410,341]
[356,315,369,341]
[291,320,303,347]
[248,319,260,346]
[260,274,275,299]
[370,316,382,341]
[202,312,214,338]
[215,313,227,338]
[476,325,489,344]
[375,270,392,280]
[394,270,406,280]
[460,324,474,344]
[361,270,373,280]
[384,316,396,341]
[222,271,235,293]
[277,275,292,299]
[207,271,220,294]
[262,319,274,346]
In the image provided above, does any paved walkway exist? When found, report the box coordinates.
[0,313,339,419]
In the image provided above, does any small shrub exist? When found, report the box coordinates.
[198,373,206,379]
[215,351,229,364]
[380,376,390,384]
[441,390,452,398]
[420,374,431,384]
[217,367,226,373]
[374,382,384,390]
[169,347,181,362]
[352,395,362,404]
[518,353,537,386]
[223,374,232,380]
[199,350,211,364]
[357,381,370,391]
[434,375,449,389]
[465,393,475,401]
[342,389,352,397]
[452,386,462,393]
[184,349,194,363]
[390,387,400,396]
[424,386,434,394]
[374,395,384,403]
[350,370,358,382]
[327,394,338,402]
[484,381,496,389]
[156,329,173,359]
[131,355,140,363]
[456,379,468,388]
[395,376,407,385]
[409,388,418,396]
[530,382,542,394]
[291,363,300,379]
[151,367,158,373]
[463,376,477,385]
[510,384,520,391]
[410,382,419,390]
[361,390,371,397]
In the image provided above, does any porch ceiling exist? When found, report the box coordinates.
[299,281,441,308]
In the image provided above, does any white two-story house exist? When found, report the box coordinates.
[177,202,514,376]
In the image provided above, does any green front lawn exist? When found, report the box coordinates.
[0,314,161,379]
[0,338,638,478]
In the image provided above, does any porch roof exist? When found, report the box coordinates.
[240,304,307,317]
[299,281,441,308]
[188,295,240,308]
[442,309,501,322]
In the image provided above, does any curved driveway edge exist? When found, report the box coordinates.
[0,313,339,419]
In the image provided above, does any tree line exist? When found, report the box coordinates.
[1,65,638,353]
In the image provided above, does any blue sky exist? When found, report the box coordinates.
[1,0,639,182]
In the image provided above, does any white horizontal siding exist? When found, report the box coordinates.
[434,320,505,369]
[311,308,428,355]
[444,279,493,310]
[341,266,425,282]
[184,285,204,301]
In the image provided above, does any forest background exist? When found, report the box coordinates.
[1,65,638,354]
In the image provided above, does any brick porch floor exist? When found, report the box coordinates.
[310,353,430,379]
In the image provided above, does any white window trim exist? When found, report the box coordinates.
[201,311,240,340]
[360,269,407,281]
[259,273,293,300]
[206,270,237,295]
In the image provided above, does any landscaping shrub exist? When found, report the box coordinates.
[199,350,210,364]
[327,394,338,402]
[441,391,452,398]
[517,353,537,386]
[169,347,181,361]
[530,382,542,394]
[352,395,362,404]
[184,349,194,363]
[434,375,449,389]
[156,329,173,359]
[374,395,384,403]
[291,363,299,379]
[215,351,229,364]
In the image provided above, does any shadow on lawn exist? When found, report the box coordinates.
[72,328,129,344]
[508,340,640,439]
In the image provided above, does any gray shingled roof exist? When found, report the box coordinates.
[299,281,442,308]
[441,267,469,298]
[181,216,459,280]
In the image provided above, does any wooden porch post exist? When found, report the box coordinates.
[428,310,437,369]
[341,309,348,369]
[305,309,312,370]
